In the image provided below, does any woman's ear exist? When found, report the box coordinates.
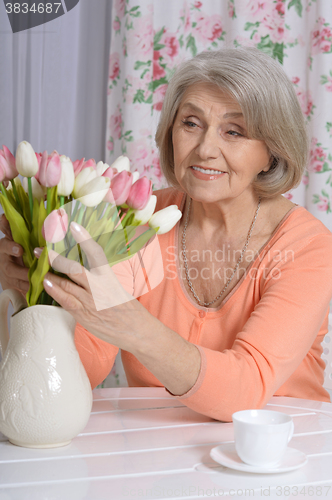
[262,155,276,173]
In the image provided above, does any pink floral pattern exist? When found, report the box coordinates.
[311,17,332,55]
[291,77,315,119]
[320,71,332,92]
[308,138,332,174]
[104,0,332,387]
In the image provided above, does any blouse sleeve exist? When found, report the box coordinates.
[174,232,332,421]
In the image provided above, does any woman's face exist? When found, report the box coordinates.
[172,83,271,204]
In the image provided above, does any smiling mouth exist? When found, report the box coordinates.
[191,166,225,175]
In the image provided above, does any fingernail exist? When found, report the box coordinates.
[12,246,20,255]
[70,221,82,233]
[34,247,43,258]
[43,278,53,288]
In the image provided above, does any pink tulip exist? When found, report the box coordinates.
[102,166,117,180]
[73,158,96,177]
[0,145,18,180]
[35,152,42,168]
[126,176,152,210]
[83,159,96,170]
[105,170,132,205]
[38,151,62,187]
[34,150,48,183]
[42,208,69,243]
[0,162,6,183]
[73,158,85,176]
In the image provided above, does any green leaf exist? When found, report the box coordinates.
[149,77,169,92]
[31,197,41,250]
[312,194,320,203]
[0,194,33,267]
[154,43,166,52]
[133,89,146,103]
[5,186,18,208]
[257,35,275,59]
[82,206,95,226]
[322,163,332,173]
[89,217,110,240]
[16,183,32,230]
[134,60,151,70]
[322,189,329,198]
[66,245,81,262]
[145,93,153,104]
[127,228,156,255]
[186,34,197,57]
[141,68,150,80]
[37,199,47,247]
[125,19,133,30]
[244,21,260,31]
[26,249,50,307]
[287,0,303,17]
[53,238,66,256]
[273,42,284,64]
[86,210,98,231]
[50,185,60,212]
[154,27,165,47]
[320,75,328,84]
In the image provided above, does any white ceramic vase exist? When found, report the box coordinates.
[0,288,92,448]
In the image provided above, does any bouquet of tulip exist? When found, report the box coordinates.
[0,141,182,307]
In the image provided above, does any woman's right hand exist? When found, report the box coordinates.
[0,214,29,294]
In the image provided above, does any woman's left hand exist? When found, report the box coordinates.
[41,221,150,351]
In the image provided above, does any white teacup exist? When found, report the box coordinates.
[232,409,294,468]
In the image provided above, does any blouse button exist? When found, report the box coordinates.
[199,310,206,318]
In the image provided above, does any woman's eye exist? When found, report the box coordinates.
[182,120,197,128]
[227,130,242,136]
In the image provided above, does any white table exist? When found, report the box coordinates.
[1,387,332,500]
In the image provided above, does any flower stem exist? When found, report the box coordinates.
[120,208,133,228]
[59,195,65,207]
[70,200,80,223]
[27,177,33,230]
[76,205,85,226]
[47,187,52,215]
[77,243,84,266]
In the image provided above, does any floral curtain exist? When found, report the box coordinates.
[103,0,332,388]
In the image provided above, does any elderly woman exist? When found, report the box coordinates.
[1,48,332,422]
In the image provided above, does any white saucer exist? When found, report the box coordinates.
[210,443,308,474]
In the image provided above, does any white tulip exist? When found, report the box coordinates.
[22,176,46,202]
[96,161,110,176]
[149,205,182,234]
[58,155,75,196]
[133,195,157,225]
[72,167,97,199]
[15,141,39,177]
[110,155,131,173]
[76,176,110,207]
[7,176,22,190]
[131,170,140,184]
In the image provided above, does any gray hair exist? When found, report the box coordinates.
[155,47,308,198]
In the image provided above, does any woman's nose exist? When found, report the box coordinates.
[194,127,221,160]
